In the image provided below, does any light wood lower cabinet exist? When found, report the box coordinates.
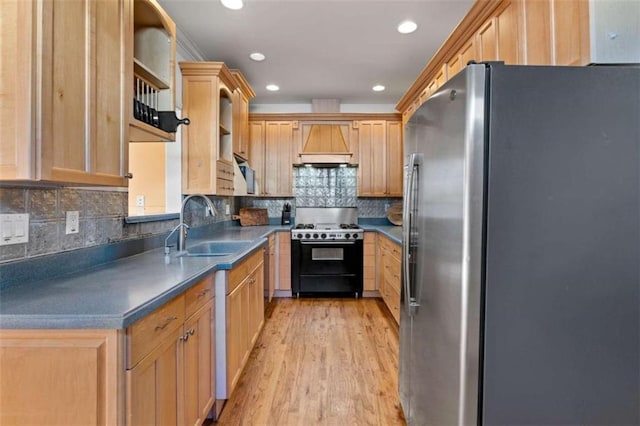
[267,233,276,302]
[378,235,401,324]
[220,248,265,399]
[126,275,215,426]
[0,329,123,425]
[363,232,377,291]
[277,231,291,291]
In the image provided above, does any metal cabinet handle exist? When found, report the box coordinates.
[187,328,195,336]
[124,173,133,179]
[197,288,211,298]
[155,316,178,331]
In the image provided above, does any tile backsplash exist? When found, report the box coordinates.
[0,187,232,263]
[293,167,357,207]
[239,166,400,219]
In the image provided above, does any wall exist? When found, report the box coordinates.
[238,165,400,221]
[0,186,232,263]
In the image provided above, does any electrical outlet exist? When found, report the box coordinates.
[225,204,230,215]
[65,211,80,234]
[136,195,145,207]
[0,213,29,246]
[384,203,390,211]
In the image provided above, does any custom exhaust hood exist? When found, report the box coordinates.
[297,124,354,165]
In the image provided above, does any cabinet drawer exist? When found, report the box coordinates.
[228,248,264,294]
[216,160,234,179]
[127,295,185,368]
[185,274,214,318]
[216,178,234,195]
[380,237,401,261]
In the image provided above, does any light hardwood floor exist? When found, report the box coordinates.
[213,298,406,426]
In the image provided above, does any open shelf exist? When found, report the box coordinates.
[134,58,170,90]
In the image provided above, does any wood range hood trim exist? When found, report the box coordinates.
[296,124,354,166]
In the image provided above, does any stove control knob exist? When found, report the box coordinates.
[313,233,318,239]
[305,233,311,239]
[352,233,359,239]
[345,233,351,239]
[298,233,304,239]
[321,233,327,239]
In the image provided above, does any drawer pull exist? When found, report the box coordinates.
[197,288,211,298]
[155,316,178,331]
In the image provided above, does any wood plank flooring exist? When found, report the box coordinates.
[213,298,406,426]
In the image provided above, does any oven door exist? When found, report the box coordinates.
[291,239,363,296]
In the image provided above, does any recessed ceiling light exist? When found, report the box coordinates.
[372,85,385,92]
[249,52,266,61]
[266,84,280,92]
[221,0,243,10]
[397,20,418,34]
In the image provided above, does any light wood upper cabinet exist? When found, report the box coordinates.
[357,120,402,197]
[230,70,255,162]
[249,119,295,197]
[180,62,238,195]
[386,121,403,197]
[264,121,295,196]
[357,121,387,196]
[1,0,130,186]
[129,0,177,142]
[396,0,635,115]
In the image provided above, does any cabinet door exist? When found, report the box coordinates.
[363,232,377,291]
[386,121,403,196]
[357,121,387,196]
[269,235,276,301]
[0,329,122,425]
[552,0,590,65]
[127,327,182,426]
[476,17,498,61]
[182,76,217,193]
[226,280,249,395]
[233,90,249,161]
[184,300,215,426]
[249,121,266,194]
[249,262,265,347]
[264,121,293,196]
[277,231,291,291]
[0,0,34,180]
[41,0,128,186]
[523,0,553,65]
[496,0,521,65]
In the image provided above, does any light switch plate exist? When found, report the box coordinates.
[65,211,80,234]
[0,213,29,246]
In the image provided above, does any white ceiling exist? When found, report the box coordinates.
[158,0,474,107]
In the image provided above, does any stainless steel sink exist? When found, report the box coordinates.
[181,240,252,257]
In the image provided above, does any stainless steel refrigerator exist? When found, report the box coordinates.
[400,63,639,425]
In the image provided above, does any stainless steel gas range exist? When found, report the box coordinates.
[291,208,363,298]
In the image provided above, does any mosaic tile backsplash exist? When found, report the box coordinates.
[0,187,233,263]
[239,166,400,219]
[294,167,357,207]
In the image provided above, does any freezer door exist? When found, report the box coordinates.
[399,65,487,425]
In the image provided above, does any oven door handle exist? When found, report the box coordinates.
[299,240,357,245]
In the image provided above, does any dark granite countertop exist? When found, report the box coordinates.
[0,224,400,330]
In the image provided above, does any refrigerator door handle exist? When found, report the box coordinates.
[403,153,421,317]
